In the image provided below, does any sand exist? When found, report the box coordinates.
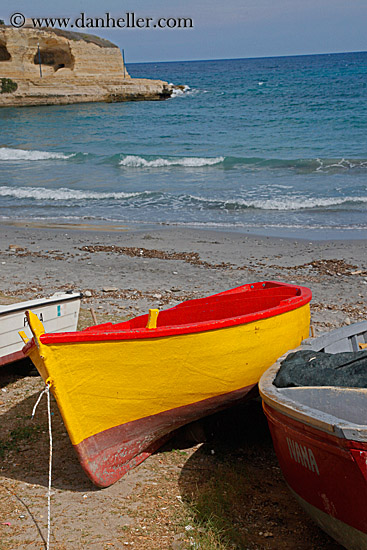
[0,222,366,327]
[0,221,366,549]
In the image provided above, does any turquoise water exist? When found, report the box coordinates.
[1,52,367,238]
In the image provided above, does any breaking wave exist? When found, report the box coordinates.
[187,195,367,211]
[3,147,367,174]
[1,185,366,212]
[118,155,225,168]
[0,186,145,201]
[170,84,191,97]
[114,154,367,172]
[0,147,79,161]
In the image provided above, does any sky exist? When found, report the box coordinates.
[2,1,367,62]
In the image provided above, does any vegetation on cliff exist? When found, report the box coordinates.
[0,78,17,93]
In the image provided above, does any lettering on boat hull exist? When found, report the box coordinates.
[24,312,44,326]
[286,437,319,475]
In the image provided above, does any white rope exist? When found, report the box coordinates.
[32,382,52,550]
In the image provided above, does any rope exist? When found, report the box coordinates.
[32,381,52,550]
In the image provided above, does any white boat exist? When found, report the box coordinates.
[0,291,82,367]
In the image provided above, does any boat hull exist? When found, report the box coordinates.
[290,488,367,550]
[263,402,367,549]
[75,383,257,486]
[24,282,311,486]
[0,292,81,367]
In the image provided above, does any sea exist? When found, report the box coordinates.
[1,52,367,239]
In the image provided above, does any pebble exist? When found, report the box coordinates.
[345,317,351,325]
[171,541,185,550]
[102,287,118,292]
[153,293,162,299]
[84,290,92,297]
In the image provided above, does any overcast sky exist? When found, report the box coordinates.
[3,1,367,62]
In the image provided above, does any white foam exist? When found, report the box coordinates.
[169,84,206,98]
[0,186,143,200]
[170,84,190,97]
[0,147,75,161]
[189,195,367,211]
[250,196,367,210]
[119,155,224,168]
[315,158,367,171]
[168,221,367,231]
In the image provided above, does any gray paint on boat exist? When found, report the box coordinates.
[288,485,367,550]
[259,322,367,442]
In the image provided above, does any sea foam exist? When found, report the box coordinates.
[119,155,224,168]
[188,195,367,211]
[0,186,143,200]
[170,84,191,97]
[0,147,76,161]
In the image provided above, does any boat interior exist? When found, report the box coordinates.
[278,385,367,425]
[82,282,303,332]
[302,322,367,353]
[265,322,367,427]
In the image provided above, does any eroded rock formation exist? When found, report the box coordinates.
[0,26,172,106]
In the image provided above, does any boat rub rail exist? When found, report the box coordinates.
[24,281,311,346]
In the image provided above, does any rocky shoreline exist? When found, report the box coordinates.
[0,26,174,106]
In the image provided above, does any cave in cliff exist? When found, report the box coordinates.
[33,45,74,71]
[0,40,11,61]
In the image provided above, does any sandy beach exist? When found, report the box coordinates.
[1,222,366,549]
[0,221,366,327]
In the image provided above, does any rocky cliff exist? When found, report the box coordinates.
[0,27,172,106]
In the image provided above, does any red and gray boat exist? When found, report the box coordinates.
[259,321,367,550]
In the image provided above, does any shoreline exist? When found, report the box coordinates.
[0,218,366,242]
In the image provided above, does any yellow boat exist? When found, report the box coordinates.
[23,281,311,487]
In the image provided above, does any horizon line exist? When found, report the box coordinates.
[127,49,367,65]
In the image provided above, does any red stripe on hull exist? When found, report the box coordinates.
[0,349,25,367]
[75,384,257,487]
[263,402,367,538]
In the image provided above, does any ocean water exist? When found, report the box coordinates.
[1,52,367,239]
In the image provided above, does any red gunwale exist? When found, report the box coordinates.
[263,401,367,452]
[30,281,311,346]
